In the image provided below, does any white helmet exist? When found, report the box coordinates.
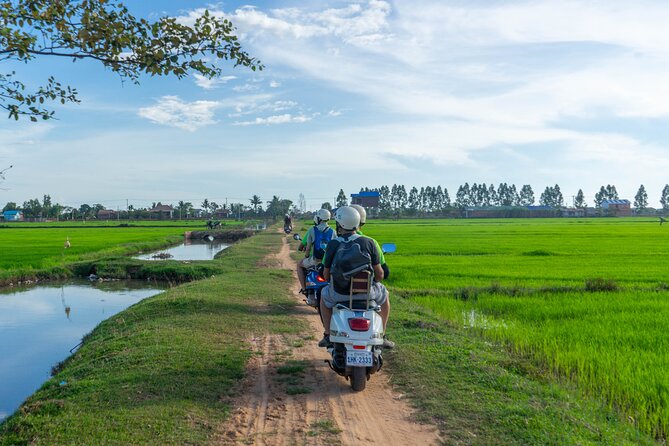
[335,206,360,231]
[314,208,331,224]
[350,204,366,225]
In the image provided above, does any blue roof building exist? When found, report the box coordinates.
[351,191,380,208]
[2,210,23,222]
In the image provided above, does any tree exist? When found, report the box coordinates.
[661,185,669,210]
[606,184,619,200]
[320,202,332,211]
[176,200,192,219]
[455,183,470,209]
[634,185,648,211]
[574,189,586,209]
[266,196,292,219]
[2,201,17,212]
[594,186,606,208]
[408,187,419,214]
[1,1,262,121]
[249,195,262,214]
[336,189,348,207]
[519,184,534,206]
[201,199,210,215]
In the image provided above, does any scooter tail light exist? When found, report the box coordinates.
[348,318,371,331]
[317,275,327,283]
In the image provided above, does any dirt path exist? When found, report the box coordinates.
[212,234,441,445]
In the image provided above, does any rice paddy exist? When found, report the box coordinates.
[362,217,669,438]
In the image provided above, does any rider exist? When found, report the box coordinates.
[297,208,334,293]
[283,213,292,232]
[318,206,393,348]
[350,204,390,279]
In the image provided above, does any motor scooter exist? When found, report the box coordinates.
[325,243,396,392]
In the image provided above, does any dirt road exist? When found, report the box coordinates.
[212,234,441,445]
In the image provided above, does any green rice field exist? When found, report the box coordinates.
[362,218,669,438]
[0,220,243,270]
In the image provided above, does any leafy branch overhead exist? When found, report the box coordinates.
[0,0,262,121]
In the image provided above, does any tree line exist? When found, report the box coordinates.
[1,194,296,221]
[342,183,669,214]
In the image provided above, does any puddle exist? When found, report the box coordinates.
[134,239,230,261]
[0,280,165,422]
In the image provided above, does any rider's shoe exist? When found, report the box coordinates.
[318,334,331,348]
[382,336,395,349]
[298,288,307,296]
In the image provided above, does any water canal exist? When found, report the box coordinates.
[0,280,165,421]
[134,239,230,261]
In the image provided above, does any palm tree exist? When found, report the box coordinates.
[250,195,262,214]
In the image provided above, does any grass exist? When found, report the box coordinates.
[0,222,254,286]
[0,231,305,445]
[357,217,669,441]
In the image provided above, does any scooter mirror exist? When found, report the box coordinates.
[293,234,302,241]
[381,243,396,254]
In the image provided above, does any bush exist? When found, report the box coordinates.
[585,278,618,292]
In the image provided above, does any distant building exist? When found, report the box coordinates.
[149,204,175,219]
[350,191,380,208]
[561,207,586,218]
[2,210,23,222]
[601,199,632,217]
[97,209,117,220]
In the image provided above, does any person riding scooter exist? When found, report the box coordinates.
[318,206,394,349]
[283,213,293,234]
[350,204,390,279]
[297,208,334,294]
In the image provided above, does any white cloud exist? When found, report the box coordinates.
[233,114,312,126]
[193,74,236,90]
[232,83,260,92]
[328,110,343,116]
[137,96,220,131]
[269,80,281,88]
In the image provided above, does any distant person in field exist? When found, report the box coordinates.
[297,208,334,294]
[318,206,394,349]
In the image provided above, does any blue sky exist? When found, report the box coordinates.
[2,0,669,210]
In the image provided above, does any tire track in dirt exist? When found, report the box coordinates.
[212,233,441,445]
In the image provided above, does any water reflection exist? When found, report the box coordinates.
[0,280,164,422]
[134,239,230,261]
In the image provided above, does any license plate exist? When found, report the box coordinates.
[346,350,373,367]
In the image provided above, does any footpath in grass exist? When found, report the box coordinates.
[0,231,304,445]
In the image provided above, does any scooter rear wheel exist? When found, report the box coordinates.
[350,367,367,391]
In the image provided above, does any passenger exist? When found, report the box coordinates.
[297,209,334,294]
[318,206,394,349]
[350,204,390,279]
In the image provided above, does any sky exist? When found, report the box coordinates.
[2,0,669,211]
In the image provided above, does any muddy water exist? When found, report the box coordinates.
[134,239,230,261]
[0,280,164,421]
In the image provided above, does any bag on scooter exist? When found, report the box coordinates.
[330,238,372,294]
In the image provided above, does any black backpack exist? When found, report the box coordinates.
[330,235,372,294]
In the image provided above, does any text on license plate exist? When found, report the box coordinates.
[346,350,373,367]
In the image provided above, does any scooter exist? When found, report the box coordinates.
[304,264,328,309]
[283,223,292,234]
[326,243,396,392]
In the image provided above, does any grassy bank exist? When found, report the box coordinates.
[0,225,252,286]
[0,231,305,445]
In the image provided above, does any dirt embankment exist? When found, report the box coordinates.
[212,234,441,445]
